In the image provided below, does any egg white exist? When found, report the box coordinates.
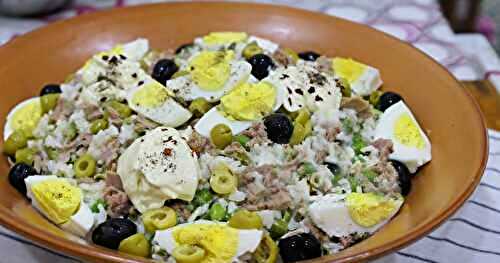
[3,97,40,141]
[24,176,95,237]
[374,101,432,173]
[153,220,263,260]
[308,194,403,237]
[248,36,279,54]
[166,60,252,103]
[193,80,286,138]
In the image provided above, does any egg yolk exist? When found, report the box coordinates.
[131,81,171,108]
[173,224,239,262]
[332,58,367,84]
[346,193,400,227]
[394,113,425,149]
[31,179,82,225]
[220,81,276,121]
[189,51,234,91]
[202,32,248,45]
[83,45,124,70]
[11,99,42,136]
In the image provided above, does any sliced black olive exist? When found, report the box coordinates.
[298,51,320,61]
[40,84,62,96]
[8,163,37,195]
[390,160,411,196]
[263,113,293,144]
[247,54,275,80]
[279,233,322,262]
[92,218,137,249]
[152,59,179,84]
[378,92,403,112]
[175,42,194,54]
[326,162,340,176]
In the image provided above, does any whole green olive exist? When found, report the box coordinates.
[90,118,109,134]
[74,154,96,178]
[3,130,28,156]
[210,124,232,149]
[41,94,60,114]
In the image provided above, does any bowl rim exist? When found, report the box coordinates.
[0,1,489,262]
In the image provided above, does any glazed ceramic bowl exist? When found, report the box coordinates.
[0,2,488,263]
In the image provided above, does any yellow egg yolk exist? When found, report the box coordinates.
[394,113,425,149]
[202,32,248,45]
[189,51,234,91]
[83,45,124,70]
[332,58,367,84]
[31,179,82,225]
[11,99,42,136]
[346,193,401,227]
[173,224,239,262]
[131,81,171,108]
[220,81,276,121]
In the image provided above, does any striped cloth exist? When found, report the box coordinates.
[0,130,498,263]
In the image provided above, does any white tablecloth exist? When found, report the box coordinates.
[0,1,498,262]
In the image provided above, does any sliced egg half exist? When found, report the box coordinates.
[308,193,403,237]
[374,101,432,173]
[4,97,42,140]
[127,78,192,128]
[194,80,285,137]
[167,50,251,103]
[153,220,263,262]
[194,32,249,51]
[24,176,94,237]
[332,57,383,96]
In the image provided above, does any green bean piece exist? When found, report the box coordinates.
[41,94,60,114]
[90,118,108,134]
[270,219,289,239]
[298,162,316,177]
[352,133,367,155]
[192,188,213,208]
[64,122,78,141]
[105,100,132,119]
[362,170,378,183]
[209,203,226,221]
[294,108,310,126]
[74,154,96,178]
[3,130,28,156]
[233,134,251,147]
[289,123,306,146]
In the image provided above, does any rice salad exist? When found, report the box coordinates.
[2,32,432,262]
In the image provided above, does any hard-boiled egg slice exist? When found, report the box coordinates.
[332,57,383,96]
[266,61,342,113]
[194,32,249,51]
[308,193,403,237]
[248,35,279,54]
[117,127,200,213]
[153,220,263,262]
[127,79,192,128]
[24,176,94,237]
[194,80,285,137]
[374,101,432,173]
[167,52,252,103]
[4,97,42,140]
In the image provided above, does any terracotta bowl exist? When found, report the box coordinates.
[0,2,488,263]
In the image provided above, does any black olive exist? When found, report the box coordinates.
[326,162,340,175]
[8,163,37,195]
[152,59,179,84]
[40,84,62,96]
[92,218,137,249]
[298,51,321,61]
[378,92,403,112]
[263,113,293,144]
[247,54,275,80]
[390,160,411,196]
[175,42,194,54]
[279,233,322,262]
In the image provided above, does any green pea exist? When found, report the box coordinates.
[64,122,78,141]
[341,118,354,134]
[188,98,213,118]
[192,188,213,207]
[3,130,28,156]
[242,42,264,59]
[210,124,232,149]
[228,209,263,229]
[209,203,226,221]
[46,147,58,160]
[298,162,316,177]
[362,169,378,183]
[90,118,108,134]
[118,233,150,258]
[270,219,289,239]
[352,133,367,155]
[90,199,107,213]
[172,245,206,263]
[233,134,250,147]
[339,78,352,97]
[105,100,132,119]
[41,94,60,114]
[210,165,237,195]
[74,154,96,178]
[15,148,36,165]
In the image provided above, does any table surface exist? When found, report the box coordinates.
[0,1,499,263]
